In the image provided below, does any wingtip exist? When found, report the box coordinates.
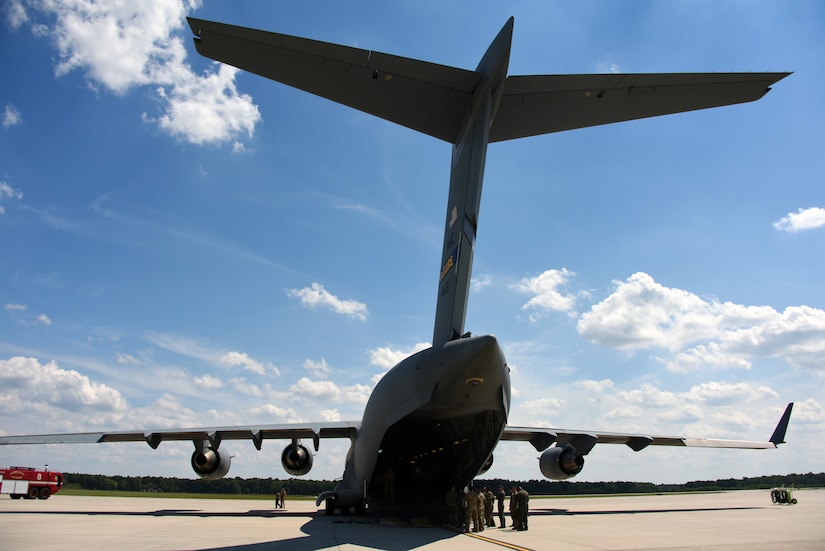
[769,402,794,446]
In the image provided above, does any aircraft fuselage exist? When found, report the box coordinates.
[331,335,509,513]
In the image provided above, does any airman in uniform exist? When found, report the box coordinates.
[483,486,495,528]
[462,486,481,532]
[496,485,506,528]
[516,485,529,531]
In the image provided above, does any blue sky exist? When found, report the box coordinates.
[1,0,823,485]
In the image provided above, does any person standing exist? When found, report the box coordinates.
[462,486,481,533]
[516,486,529,531]
[483,487,495,528]
[509,486,519,529]
[496,485,506,528]
[279,487,287,509]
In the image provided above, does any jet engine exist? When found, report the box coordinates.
[539,445,584,480]
[191,446,231,480]
[281,441,313,476]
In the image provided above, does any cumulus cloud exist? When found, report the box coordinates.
[0,356,127,412]
[289,376,371,405]
[577,272,825,375]
[3,103,21,127]
[0,182,23,215]
[193,373,223,390]
[368,342,431,370]
[773,207,825,233]
[513,268,578,321]
[286,282,368,321]
[20,0,260,147]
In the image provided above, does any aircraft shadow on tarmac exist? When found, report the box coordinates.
[2,508,457,551]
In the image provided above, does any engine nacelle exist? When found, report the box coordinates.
[281,442,313,476]
[539,445,584,480]
[476,453,494,476]
[191,447,231,480]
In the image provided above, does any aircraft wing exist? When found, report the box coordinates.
[501,402,793,454]
[489,72,791,142]
[0,421,359,451]
[186,17,478,143]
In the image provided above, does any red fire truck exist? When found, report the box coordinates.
[0,466,64,499]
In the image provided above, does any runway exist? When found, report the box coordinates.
[0,489,822,550]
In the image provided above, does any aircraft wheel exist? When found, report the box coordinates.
[39,487,51,499]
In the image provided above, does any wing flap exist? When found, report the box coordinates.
[186,18,478,142]
[0,422,359,450]
[489,72,791,142]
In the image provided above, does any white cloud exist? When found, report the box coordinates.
[155,63,260,144]
[228,377,263,397]
[577,272,825,376]
[513,268,578,321]
[3,103,22,127]
[303,357,331,379]
[23,0,260,147]
[36,313,52,326]
[116,351,143,365]
[368,342,430,369]
[146,333,279,376]
[5,0,28,29]
[288,377,371,405]
[193,373,223,390]
[773,207,825,232]
[319,408,341,422]
[471,273,493,293]
[682,381,778,405]
[219,351,278,376]
[286,282,368,321]
[0,356,127,412]
[0,182,23,215]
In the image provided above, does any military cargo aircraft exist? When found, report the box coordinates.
[0,17,793,517]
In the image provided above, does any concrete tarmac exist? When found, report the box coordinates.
[0,489,822,550]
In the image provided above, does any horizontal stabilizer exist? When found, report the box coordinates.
[187,18,478,143]
[489,72,791,142]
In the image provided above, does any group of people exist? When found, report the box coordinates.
[273,487,287,508]
[445,484,529,533]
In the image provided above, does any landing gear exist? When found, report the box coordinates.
[325,497,336,516]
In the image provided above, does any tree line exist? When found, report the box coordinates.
[62,471,824,496]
